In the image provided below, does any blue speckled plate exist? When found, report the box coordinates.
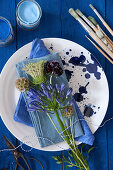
[0,38,109,151]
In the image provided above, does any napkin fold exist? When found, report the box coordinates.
[14,38,94,147]
[15,53,84,147]
[14,39,50,127]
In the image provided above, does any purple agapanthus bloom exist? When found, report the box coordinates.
[55,98,61,105]
[61,83,65,91]
[56,84,61,92]
[26,83,73,113]
[66,88,72,97]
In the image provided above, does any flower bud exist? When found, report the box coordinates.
[62,106,74,118]
[15,77,29,92]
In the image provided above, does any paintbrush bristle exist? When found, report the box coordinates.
[89,4,95,10]
[88,16,97,26]
[75,9,83,17]
[69,8,79,20]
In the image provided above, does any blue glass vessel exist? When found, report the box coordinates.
[16,0,42,30]
[0,17,14,47]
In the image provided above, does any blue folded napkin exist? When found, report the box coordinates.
[14,38,94,146]
[15,53,84,147]
[14,39,50,127]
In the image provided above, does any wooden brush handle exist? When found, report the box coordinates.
[104,35,113,49]
[103,21,113,36]
[89,31,113,59]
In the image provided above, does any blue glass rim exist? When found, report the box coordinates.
[16,0,42,26]
[0,16,13,42]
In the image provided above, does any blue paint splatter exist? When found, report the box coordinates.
[95,72,101,80]
[49,44,53,50]
[62,60,66,65]
[84,106,95,117]
[83,68,86,72]
[69,54,101,80]
[79,87,87,94]
[69,54,86,65]
[85,73,90,79]
[66,52,69,55]
[74,82,89,102]
[65,70,73,81]
[74,93,83,102]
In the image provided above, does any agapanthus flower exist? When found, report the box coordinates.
[45,60,63,76]
[66,88,72,97]
[23,60,46,85]
[61,83,65,91]
[15,77,30,92]
[26,83,73,113]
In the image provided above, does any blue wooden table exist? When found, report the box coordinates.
[0,0,113,169]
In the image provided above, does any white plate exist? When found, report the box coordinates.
[0,38,109,151]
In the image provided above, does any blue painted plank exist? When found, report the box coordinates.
[0,0,17,168]
[16,0,62,49]
[0,0,16,72]
[61,0,108,169]
[105,0,113,170]
[0,118,17,169]
[15,0,63,170]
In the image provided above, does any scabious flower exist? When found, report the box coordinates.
[45,60,63,76]
[26,83,73,113]
[62,106,74,118]
[15,77,29,92]
[23,60,46,85]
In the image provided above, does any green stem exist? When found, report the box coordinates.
[60,109,74,144]
[47,111,89,170]
[50,73,53,84]
[54,110,89,170]
[70,117,76,148]
[54,110,71,145]
[47,113,67,143]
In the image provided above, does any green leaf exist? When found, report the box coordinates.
[56,161,63,164]
[81,144,86,154]
[63,155,68,161]
[86,147,95,160]
[52,156,63,164]
[66,165,68,170]
[68,156,72,163]
[57,156,62,161]
[68,151,73,157]
[52,156,62,162]
[52,156,59,161]
[67,164,73,167]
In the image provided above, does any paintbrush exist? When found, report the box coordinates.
[76,9,98,32]
[85,35,113,64]
[69,8,113,59]
[89,4,113,36]
[88,16,113,49]
[76,9,113,51]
